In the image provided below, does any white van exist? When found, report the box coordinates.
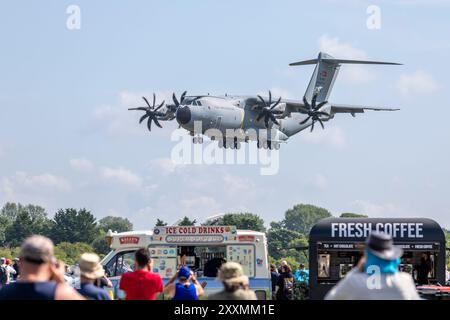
[101,226,271,299]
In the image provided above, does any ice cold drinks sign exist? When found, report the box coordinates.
[330,222,424,239]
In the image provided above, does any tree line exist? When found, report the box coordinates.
[0,203,133,264]
[1,202,448,269]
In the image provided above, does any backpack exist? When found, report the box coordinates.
[0,266,8,285]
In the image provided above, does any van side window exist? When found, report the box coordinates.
[105,251,136,277]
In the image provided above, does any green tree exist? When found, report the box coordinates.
[54,242,95,266]
[1,203,52,246]
[267,224,308,262]
[90,229,111,256]
[155,219,168,226]
[98,216,133,233]
[178,216,197,226]
[51,208,97,244]
[340,213,368,218]
[202,213,266,232]
[283,204,332,235]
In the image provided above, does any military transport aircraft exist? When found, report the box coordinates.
[129,52,401,149]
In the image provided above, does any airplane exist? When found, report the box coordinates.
[129,52,401,150]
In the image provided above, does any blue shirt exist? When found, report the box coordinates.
[77,283,111,300]
[172,282,198,301]
[0,281,57,300]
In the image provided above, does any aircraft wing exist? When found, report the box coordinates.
[329,104,400,115]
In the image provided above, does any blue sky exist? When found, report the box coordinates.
[1,0,449,229]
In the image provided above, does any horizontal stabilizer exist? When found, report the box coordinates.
[289,52,402,66]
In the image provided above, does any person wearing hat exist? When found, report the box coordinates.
[163,266,204,300]
[77,253,111,300]
[208,262,257,300]
[0,235,84,300]
[325,231,420,300]
[4,258,16,283]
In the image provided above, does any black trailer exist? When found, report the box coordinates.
[308,218,446,300]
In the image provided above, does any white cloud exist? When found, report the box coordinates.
[101,166,142,187]
[149,158,184,174]
[397,70,440,97]
[300,125,346,149]
[0,171,71,205]
[318,34,375,84]
[69,158,94,172]
[318,34,367,60]
[13,172,71,192]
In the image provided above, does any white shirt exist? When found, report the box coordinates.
[325,268,421,300]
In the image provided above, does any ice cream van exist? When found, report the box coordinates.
[101,226,271,299]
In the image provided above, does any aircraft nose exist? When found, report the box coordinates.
[176,106,191,125]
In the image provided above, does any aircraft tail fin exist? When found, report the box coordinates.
[289,52,401,103]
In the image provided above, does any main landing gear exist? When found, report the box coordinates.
[257,140,280,150]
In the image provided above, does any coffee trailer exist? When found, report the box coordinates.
[308,218,446,300]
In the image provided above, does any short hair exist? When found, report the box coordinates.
[135,248,151,268]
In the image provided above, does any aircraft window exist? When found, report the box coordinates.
[193,101,198,106]
[197,100,202,106]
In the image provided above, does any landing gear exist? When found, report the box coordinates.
[193,135,203,144]
[257,140,280,150]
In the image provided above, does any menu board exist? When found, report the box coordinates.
[149,246,177,278]
[227,245,254,277]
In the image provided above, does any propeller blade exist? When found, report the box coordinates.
[268,90,272,105]
[257,95,265,106]
[172,93,179,107]
[155,100,165,112]
[300,116,311,125]
[270,113,280,125]
[264,116,270,128]
[142,96,152,108]
[128,107,147,111]
[153,117,163,128]
[147,117,152,131]
[180,91,187,104]
[303,96,311,110]
[152,93,156,109]
[270,96,282,110]
[316,100,328,110]
[310,121,315,132]
[139,114,150,124]
[311,93,318,109]
[318,118,325,129]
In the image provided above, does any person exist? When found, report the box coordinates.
[270,264,279,300]
[12,258,20,279]
[275,263,294,300]
[95,267,113,289]
[278,260,287,274]
[77,253,111,300]
[0,235,84,300]
[164,266,204,300]
[119,248,163,300]
[325,231,420,300]
[5,259,17,282]
[0,258,8,287]
[208,262,257,300]
[294,263,309,284]
[415,253,431,285]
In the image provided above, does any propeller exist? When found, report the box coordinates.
[162,91,188,114]
[128,93,165,132]
[299,93,329,132]
[256,90,283,128]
